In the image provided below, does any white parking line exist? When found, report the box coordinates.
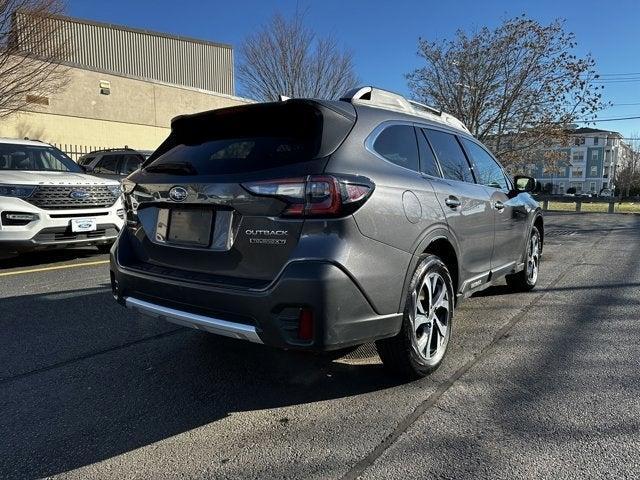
[0,260,109,277]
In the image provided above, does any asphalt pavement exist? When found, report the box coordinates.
[1,212,639,480]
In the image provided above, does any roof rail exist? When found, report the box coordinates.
[85,146,136,154]
[407,99,442,117]
[340,86,469,133]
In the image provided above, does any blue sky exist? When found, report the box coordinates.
[67,0,640,138]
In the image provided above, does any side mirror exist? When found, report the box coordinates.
[513,175,537,193]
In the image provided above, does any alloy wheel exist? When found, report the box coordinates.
[411,271,451,363]
[527,232,540,284]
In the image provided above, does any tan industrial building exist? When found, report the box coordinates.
[0,13,251,157]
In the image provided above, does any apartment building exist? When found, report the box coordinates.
[527,128,632,195]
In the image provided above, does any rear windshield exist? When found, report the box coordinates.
[147,136,314,175]
[144,101,354,176]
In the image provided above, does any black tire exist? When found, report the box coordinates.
[96,243,114,254]
[376,254,454,380]
[506,226,541,292]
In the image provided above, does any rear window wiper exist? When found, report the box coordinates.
[145,162,198,175]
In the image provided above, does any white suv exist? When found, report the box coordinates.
[0,138,124,256]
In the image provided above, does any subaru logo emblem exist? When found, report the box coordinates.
[169,186,188,202]
[69,189,90,199]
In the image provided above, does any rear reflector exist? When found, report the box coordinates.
[242,174,373,218]
[298,308,314,341]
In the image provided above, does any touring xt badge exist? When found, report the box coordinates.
[245,229,288,245]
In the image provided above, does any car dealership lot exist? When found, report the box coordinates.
[1,212,639,480]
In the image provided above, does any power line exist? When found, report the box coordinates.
[597,72,640,77]
[594,79,640,84]
[576,115,640,122]
[593,76,640,81]
[596,102,640,110]
[581,72,640,79]
[583,72,640,83]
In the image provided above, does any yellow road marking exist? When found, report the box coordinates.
[0,260,109,277]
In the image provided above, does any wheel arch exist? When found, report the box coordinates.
[533,213,544,252]
[399,229,461,312]
[423,238,459,298]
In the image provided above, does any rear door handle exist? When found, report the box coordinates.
[494,200,505,211]
[445,196,461,209]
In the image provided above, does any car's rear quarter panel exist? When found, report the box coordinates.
[324,106,452,312]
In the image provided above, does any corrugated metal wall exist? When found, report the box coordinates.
[14,13,235,95]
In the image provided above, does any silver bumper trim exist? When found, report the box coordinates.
[124,297,263,344]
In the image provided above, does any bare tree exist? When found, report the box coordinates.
[616,133,640,198]
[0,0,69,118]
[407,15,607,169]
[237,11,357,101]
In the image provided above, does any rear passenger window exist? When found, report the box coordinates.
[372,125,419,172]
[424,129,474,183]
[416,129,441,177]
[461,138,509,190]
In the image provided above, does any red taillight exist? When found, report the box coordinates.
[344,184,371,203]
[304,175,341,216]
[242,175,373,218]
[298,308,314,341]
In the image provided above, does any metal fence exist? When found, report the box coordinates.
[535,195,621,214]
[51,143,109,161]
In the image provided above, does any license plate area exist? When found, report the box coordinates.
[167,209,213,247]
[71,218,97,232]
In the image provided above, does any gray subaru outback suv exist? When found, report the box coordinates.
[110,86,542,379]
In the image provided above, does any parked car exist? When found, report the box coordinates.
[138,150,154,161]
[110,86,543,379]
[78,147,145,180]
[0,138,124,256]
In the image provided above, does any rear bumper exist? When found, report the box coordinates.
[110,241,402,352]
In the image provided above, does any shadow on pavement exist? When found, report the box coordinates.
[480,215,640,471]
[0,247,106,270]
[0,287,397,479]
[414,214,640,477]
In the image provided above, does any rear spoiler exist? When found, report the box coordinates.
[144,100,356,167]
